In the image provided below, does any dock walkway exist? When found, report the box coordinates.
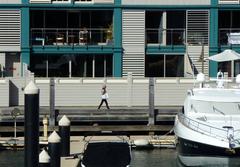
[0,135,176,167]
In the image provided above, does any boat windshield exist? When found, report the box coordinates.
[190,100,240,115]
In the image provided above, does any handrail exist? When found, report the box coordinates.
[178,112,229,142]
[30,27,112,46]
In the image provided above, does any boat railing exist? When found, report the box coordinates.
[178,113,229,142]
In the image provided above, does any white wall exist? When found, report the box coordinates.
[0,0,21,4]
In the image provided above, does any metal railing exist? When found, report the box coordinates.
[178,112,229,142]
[30,28,113,46]
[146,28,185,45]
[219,28,240,45]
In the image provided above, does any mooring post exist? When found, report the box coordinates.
[43,115,48,141]
[49,78,55,126]
[59,115,71,157]
[48,131,61,167]
[24,81,40,167]
[39,149,51,167]
[148,77,155,125]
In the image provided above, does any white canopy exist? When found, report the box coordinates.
[208,49,240,62]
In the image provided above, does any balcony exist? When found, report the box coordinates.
[219,28,240,45]
[29,0,114,3]
[31,28,113,46]
[146,28,186,46]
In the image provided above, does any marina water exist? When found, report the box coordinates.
[1,149,240,167]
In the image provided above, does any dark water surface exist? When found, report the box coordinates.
[0,149,240,167]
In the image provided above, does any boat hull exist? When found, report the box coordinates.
[177,137,240,166]
[177,137,240,157]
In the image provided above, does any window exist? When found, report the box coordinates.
[145,55,184,77]
[30,54,113,77]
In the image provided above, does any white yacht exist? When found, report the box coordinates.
[174,73,240,166]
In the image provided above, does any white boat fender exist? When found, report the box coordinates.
[133,139,149,146]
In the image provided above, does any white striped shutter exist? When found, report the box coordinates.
[0,10,21,52]
[122,10,145,77]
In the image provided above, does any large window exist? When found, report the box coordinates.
[145,11,185,45]
[30,54,113,77]
[145,55,184,77]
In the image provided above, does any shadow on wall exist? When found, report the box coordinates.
[9,80,19,106]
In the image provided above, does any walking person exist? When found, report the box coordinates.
[98,84,110,109]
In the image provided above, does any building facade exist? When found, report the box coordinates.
[0,0,239,78]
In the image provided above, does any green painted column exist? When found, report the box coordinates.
[209,0,218,77]
[22,0,29,4]
[21,7,30,75]
[113,0,122,77]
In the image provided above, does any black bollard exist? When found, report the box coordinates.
[24,81,39,167]
[59,115,71,157]
[39,149,51,167]
[48,131,61,167]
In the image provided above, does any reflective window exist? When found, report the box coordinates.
[145,55,184,77]
[30,54,112,77]
[145,55,164,77]
[166,55,184,77]
[30,54,48,77]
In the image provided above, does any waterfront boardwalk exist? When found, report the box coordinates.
[0,135,176,167]
[0,106,180,123]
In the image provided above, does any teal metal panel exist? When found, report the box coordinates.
[209,7,218,77]
[115,0,121,5]
[219,46,240,53]
[22,0,28,4]
[211,0,218,6]
[31,45,115,54]
[146,45,186,54]
[113,7,122,77]
[21,7,30,76]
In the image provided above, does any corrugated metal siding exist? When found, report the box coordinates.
[122,10,145,77]
[0,79,9,107]
[155,83,192,106]
[0,10,21,52]
[187,10,209,45]
[0,0,21,4]
[122,0,211,5]
[36,83,50,106]
[132,83,148,106]
[6,78,233,107]
[55,82,129,107]
[187,45,209,76]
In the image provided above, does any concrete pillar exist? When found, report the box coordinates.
[161,11,167,45]
[127,72,133,107]
[24,81,40,167]
[49,78,55,126]
[0,53,5,77]
[148,78,155,125]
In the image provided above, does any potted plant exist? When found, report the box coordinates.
[106,23,113,45]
